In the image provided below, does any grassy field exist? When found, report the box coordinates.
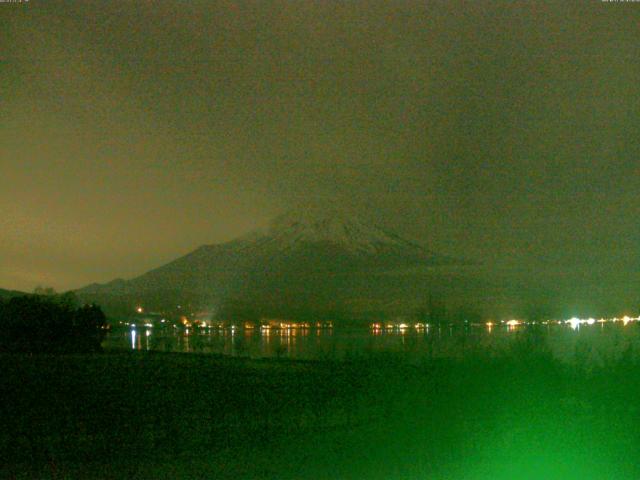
[2,340,640,479]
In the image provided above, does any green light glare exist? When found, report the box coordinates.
[439,408,637,480]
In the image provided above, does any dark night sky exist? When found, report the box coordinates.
[2,1,640,293]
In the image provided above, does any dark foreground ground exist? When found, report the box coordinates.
[2,339,640,479]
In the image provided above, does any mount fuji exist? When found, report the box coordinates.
[77,209,464,321]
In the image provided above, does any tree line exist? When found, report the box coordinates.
[0,290,107,353]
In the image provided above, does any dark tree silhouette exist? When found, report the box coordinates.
[0,294,107,353]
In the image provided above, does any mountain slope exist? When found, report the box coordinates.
[0,288,26,300]
[77,210,463,319]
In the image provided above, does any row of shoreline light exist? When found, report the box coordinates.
[121,320,334,330]
[121,316,640,332]
[370,315,640,332]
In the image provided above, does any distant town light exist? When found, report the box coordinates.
[136,307,143,313]
[566,317,581,330]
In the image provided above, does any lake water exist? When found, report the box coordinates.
[103,321,640,364]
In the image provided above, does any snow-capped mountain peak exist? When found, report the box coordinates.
[76,208,461,318]
[247,208,427,254]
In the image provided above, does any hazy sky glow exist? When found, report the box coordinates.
[2,1,640,292]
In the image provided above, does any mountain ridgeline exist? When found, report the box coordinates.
[77,211,466,323]
[0,288,25,300]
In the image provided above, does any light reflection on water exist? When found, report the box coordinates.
[103,323,640,364]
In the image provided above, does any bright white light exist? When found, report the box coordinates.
[136,307,143,313]
[567,317,581,330]
[131,329,136,349]
[587,318,595,325]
